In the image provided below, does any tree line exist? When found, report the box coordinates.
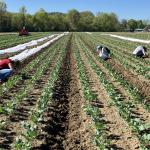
[0,0,149,32]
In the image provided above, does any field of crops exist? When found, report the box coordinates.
[104,32,150,40]
[0,32,54,50]
[0,32,150,150]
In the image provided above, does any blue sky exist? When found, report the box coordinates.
[4,0,150,20]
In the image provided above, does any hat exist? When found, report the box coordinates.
[97,45,103,49]
[143,46,147,52]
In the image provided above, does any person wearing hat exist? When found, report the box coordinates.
[96,45,103,53]
[133,46,148,58]
[0,58,18,83]
[96,45,111,60]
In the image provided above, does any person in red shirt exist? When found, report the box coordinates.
[0,58,14,83]
[0,58,14,70]
[19,26,29,36]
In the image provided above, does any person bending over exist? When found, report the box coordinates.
[133,46,148,58]
[0,58,19,83]
[97,45,111,60]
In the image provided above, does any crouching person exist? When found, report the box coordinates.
[133,46,148,58]
[99,46,111,60]
[96,45,103,54]
[0,58,19,83]
[0,69,13,83]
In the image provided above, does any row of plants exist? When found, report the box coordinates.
[107,32,150,40]
[0,32,54,49]
[0,46,57,129]
[95,33,150,65]
[75,35,150,150]
[99,35,149,65]
[0,35,67,97]
[78,35,150,111]
[86,34,150,79]
[12,35,70,150]
[73,35,110,150]
[94,32,149,54]
[0,36,69,131]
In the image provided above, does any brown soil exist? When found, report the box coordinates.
[78,40,140,150]
[0,39,60,104]
[0,47,61,149]
[32,35,97,150]
[0,70,55,149]
[0,46,60,106]
[80,35,150,107]
[0,33,149,150]
[83,50,150,123]
[108,59,150,98]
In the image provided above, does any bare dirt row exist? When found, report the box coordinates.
[32,35,97,150]
[0,33,149,150]
[79,34,150,109]
[79,34,150,102]
[0,34,97,150]
[0,47,62,150]
[0,36,70,149]
[76,38,140,150]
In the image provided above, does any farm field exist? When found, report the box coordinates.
[0,32,150,150]
[0,32,55,50]
[97,32,150,40]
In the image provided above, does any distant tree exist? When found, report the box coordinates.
[67,9,80,31]
[4,13,12,31]
[0,0,6,13]
[137,20,145,29]
[0,0,7,31]
[19,6,27,14]
[78,11,95,31]
[142,19,150,25]
[19,6,27,28]
[0,1,149,32]
[119,19,128,31]
[33,9,49,31]
[26,14,34,31]
[127,19,137,31]
[11,13,22,31]
[50,14,68,31]
[94,12,119,31]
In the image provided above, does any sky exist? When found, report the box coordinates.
[4,0,150,20]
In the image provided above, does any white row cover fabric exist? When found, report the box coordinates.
[102,34,150,44]
[10,32,68,62]
[86,32,92,34]
[0,34,58,55]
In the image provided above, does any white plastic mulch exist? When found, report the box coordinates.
[0,34,58,55]
[102,34,150,44]
[86,32,92,34]
[10,32,69,62]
